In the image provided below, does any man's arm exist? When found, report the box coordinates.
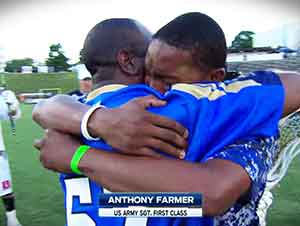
[35,129,250,216]
[33,72,300,135]
[277,72,300,116]
[32,95,88,133]
[80,150,249,216]
[32,95,188,158]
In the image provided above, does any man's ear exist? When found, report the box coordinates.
[117,49,140,75]
[210,68,226,82]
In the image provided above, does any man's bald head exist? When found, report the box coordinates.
[82,18,152,76]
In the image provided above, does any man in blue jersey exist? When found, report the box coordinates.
[33,13,300,226]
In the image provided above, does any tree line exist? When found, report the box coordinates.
[4,31,256,73]
[5,43,73,73]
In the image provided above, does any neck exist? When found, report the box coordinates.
[93,80,120,90]
[92,67,128,90]
[92,66,118,88]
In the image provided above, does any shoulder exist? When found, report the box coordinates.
[169,71,282,102]
[2,89,16,95]
[1,89,17,99]
[67,90,82,96]
[234,70,282,86]
[86,85,127,102]
[207,137,278,173]
[86,84,162,105]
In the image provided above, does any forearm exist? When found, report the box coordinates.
[79,149,250,216]
[278,72,300,116]
[32,95,89,134]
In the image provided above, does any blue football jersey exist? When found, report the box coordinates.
[60,71,284,226]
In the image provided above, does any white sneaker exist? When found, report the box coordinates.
[6,210,22,226]
[6,220,22,226]
[6,222,22,226]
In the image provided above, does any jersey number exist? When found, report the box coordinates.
[65,177,148,226]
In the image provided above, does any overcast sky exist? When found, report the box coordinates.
[0,0,299,63]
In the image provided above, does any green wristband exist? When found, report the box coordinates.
[71,145,90,174]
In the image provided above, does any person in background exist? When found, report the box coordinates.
[0,87,22,226]
[68,64,93,102]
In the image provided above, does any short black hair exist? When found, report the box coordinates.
[153,12,227,71]
[82,18,152,75]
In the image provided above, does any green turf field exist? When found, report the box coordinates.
[1,73,78,94]
[0,104,65,226]
[0,104,299,226]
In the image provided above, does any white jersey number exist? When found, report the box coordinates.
[65,177,147,226]
[65,178,96,226]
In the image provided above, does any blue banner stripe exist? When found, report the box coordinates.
[99,193,202,207]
